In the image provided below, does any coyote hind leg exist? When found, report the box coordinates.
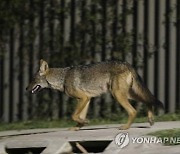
[147,104,154,126]
[112,91,137,130]
[129,91,154,126]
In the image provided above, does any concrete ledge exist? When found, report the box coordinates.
[0,121,180,154]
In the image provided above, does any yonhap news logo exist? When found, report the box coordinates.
[114,132,180,148]
[114,132,130,148]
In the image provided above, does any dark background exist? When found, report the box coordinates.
[0,0,179,122]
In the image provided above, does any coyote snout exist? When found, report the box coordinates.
[26,83,42,94]
[27,59,164,131]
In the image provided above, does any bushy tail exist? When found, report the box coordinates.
[131,72,164,110]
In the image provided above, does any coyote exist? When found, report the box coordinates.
[26,60,164,130]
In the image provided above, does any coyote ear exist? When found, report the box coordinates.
[39,59,49,75]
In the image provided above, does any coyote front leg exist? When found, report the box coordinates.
[69,97,90,131]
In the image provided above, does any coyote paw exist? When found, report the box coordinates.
[68,122,86,131]
[83,119,90,124]
[119,124,130,130]
[68,126,80,131]
[76,118,89,125]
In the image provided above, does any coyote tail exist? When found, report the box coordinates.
[131,72,164,110]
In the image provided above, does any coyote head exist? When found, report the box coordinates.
[26,59,50,94]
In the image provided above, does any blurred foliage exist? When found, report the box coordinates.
[0,0,135,62]
[0,0,165,120]
[0,0,26,31]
